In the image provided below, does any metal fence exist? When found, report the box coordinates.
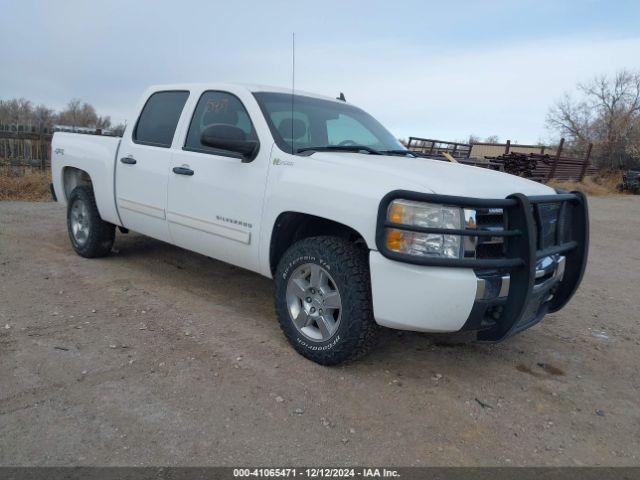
[407,136,595,182]
[406,137,472,158]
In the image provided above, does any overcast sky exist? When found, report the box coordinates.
[1,0,639,143]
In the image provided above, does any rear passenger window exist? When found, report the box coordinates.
[184,91,257,155]
[133,91,189,147]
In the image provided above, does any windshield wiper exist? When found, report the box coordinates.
[296,145,383,155]
[380,149,418,157]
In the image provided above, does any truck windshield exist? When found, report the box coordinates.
[253,92,406,155]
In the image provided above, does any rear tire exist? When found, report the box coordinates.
[274,236,380,365]
[67,186,115,258]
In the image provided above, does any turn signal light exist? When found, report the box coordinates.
[388,202,405,224]
[386,229,404,250]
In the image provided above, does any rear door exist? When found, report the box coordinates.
[116,90,189,242]
[167,89,269,272]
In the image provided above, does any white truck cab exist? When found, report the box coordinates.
[51,83,589,365]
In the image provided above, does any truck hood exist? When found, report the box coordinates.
[308,152,555,198]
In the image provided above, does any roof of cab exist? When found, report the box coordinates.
[146,83,344,104]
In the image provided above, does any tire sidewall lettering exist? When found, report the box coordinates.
[296,334,341,351]
[281,255,331,280]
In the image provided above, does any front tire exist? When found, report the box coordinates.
[274,236,379,365]
[67,186,115,258]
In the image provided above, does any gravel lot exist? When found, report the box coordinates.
[1,197,639,466]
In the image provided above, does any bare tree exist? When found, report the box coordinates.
[56,99,111,129]
[56,99,79,127]
[33,104,56,130]
[95,115,112,130]
[57,99,91,127]
[0,98,34,125]
[547,70,640,169]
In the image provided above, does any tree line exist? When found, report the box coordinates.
[0,98,125,136]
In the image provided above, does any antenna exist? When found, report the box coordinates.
[291,32,295,154]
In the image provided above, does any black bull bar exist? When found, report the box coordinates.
[376,190,589,341]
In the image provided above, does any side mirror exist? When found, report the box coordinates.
[200,124,259,162]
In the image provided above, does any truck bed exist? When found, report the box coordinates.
[51,132,122,225]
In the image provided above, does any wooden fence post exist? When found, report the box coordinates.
[547,137,564,180]
[579,143,593,181]
[505,140,511,154]
[39,133,45,170]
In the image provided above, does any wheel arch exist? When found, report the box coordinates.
[62,166,93,202]
[269,211,369,275]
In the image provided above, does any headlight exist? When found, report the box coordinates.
[385,199,463,258]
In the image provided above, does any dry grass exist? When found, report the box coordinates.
[547,171,624,196]
[0,168,52,201]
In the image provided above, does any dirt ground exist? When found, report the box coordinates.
[0,197,639,466]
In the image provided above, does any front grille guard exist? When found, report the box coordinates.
[375,190,589,341]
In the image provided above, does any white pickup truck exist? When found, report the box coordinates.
[51,83,589,365]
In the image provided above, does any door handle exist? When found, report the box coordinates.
[120,157,137,165]
[172,166,194,176]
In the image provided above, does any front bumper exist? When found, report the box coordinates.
[372,191,589,340]
[370,252,478,332]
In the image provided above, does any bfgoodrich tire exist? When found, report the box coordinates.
[274,236,380,365]
[67,185,115,258]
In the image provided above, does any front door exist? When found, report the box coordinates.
[115,90,189,242]
[167,90,269,272]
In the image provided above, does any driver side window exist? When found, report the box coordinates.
[184,91,257,156]
[326,114,379,147]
